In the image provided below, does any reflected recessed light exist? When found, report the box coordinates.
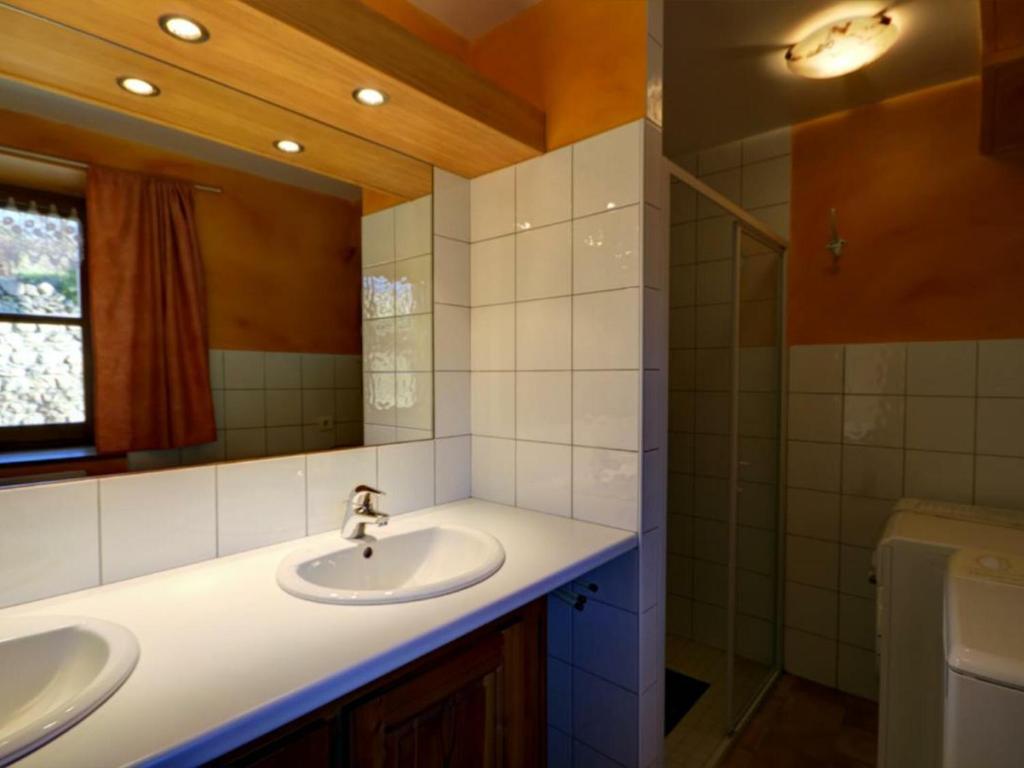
[786,14,899,79]
[159,14,210,43]
[353,88,388,106]
[274,139,304,154]
[116,77,160,96]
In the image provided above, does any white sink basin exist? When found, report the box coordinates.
[277,525,506,605]
[0,616,139,766]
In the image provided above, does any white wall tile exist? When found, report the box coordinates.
[224,427,266,460]
[516,222,572,301]
[363,318,395,371]
[790,345,844,393]
[573,206,641,294]
[907,341,976,396]
[696,215,733,261]
[844,343,906,394]
[395,254,432,316]
[217,456,306,556]
[788,394,841,443]
[434,304,470,371]
[208,349,224,389]
[573,121,641,218]
[223,350,264,389]
[695,258,732,306]
[842,446,904,499]
[471,166,515,241]
[786,534,838,589]
[697,169,740,217]
[100,468,215,583]
[363,424,397,445]
[573,599,639,691]
[517,297,572,370]
[396,314,433,372]
[904,450,974,503]
[225,390,266,429]
[471,304,515,370]
[644,288,669,373]
[435,371,471,437]
[264,352,302,389]
[471,436,516,505]
[517,371,572,444]
[516,145,572,230]
[906,396,975,452]
[785,581,838,638]
[977,398,1024,457]
[840,495,894,547]
[784,628,837,687]
[301,353,335,389]
[364,372,396,426]
[335,355,362,389]
[741,155,790,209]
[394,194,432,260]
[306,447,377,534]
[742,126,791,164]
[698,141,741,175]
[395,372,432,431]
[978,339,1024,397]
[787,441,841,492]
[470,235,515,306]
[644,203,668,290]
[378,440,435,514]
[975,455,1024,509]
[642,448,668,533]
[361,208,395,266]
[842,395,905,448]
[573,447,639,531]
[0,480,99,607]
[433,168,470,242]
[267,426,303,455]
[302,388,335,425]
[471,371,515,438]
[362,262,395,319]
[573,288,640,370]
[516,441,572,517]
[574,371,640,451]
[435,436,471,504]
[434,236,470,306]
[572,668,638,767]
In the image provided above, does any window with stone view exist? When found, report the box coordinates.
[0,187,89,448]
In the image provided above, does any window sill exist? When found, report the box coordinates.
[0,446,97,467]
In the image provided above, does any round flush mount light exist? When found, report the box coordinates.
[158,14,210,43]
[353,87,388,107]
[273,139,304,154]
[786,14,899,79]
[116,76,160,97]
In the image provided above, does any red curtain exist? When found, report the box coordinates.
[86,167,216,454]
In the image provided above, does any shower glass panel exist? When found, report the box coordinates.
[665,176,785,766]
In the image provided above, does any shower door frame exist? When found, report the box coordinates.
[664,159,790,751]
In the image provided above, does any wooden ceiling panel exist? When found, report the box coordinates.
[6,0,546,177]
[0,5,432,198]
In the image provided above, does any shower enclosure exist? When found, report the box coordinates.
[663,163,787,767]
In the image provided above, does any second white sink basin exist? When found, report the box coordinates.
[0,616,139,766]
[277,525,505,605]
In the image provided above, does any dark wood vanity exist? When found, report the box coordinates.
[210,599,546,768]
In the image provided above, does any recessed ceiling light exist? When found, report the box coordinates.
[786,14,899,79]
[116,77,160,97]
[159,14,210,43]
[353,88,388,107]
[273,139,304,154]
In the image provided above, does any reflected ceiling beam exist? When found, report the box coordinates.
[6,0,547,177]
[0,4,432,198]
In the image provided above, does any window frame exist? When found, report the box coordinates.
[0,183,93,450]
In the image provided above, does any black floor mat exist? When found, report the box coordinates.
[665,668,710,735]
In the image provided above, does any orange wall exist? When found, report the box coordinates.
[0,109,362,354]
[789,77,1024,345]
[364,0,647,154]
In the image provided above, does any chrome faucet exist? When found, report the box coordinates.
[342,484,388,540]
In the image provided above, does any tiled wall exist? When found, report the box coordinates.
[127,348,363,470]
[361,194,434,445]
[0,439,444,609]
[666,129,790,663]
[784,338,1024,699]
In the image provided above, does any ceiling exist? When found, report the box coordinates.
[664,0,982,157]
[409,0,541,40]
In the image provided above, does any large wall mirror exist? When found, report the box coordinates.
[0,79,433,484]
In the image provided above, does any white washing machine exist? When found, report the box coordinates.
[875,500,1024,768]
[943,548,1024,768]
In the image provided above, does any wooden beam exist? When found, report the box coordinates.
[6,0,547,177]
[0,5,432,198]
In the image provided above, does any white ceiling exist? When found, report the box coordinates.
[409,0,541,40]
[664,0,982,157]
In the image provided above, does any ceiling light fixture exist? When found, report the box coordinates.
[786,13,899,79]
[116,76,160,97]
[273,139,304,154]
[353,88,388,107]
[158,14,210,43]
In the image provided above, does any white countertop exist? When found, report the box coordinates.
[4,499,636,767]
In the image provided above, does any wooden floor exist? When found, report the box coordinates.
[720,674,879,767]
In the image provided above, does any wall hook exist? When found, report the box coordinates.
[825,207,847,262]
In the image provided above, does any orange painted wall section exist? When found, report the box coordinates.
[789,78,1024,345]
[0,110,362,354]
[361,0,648,154]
